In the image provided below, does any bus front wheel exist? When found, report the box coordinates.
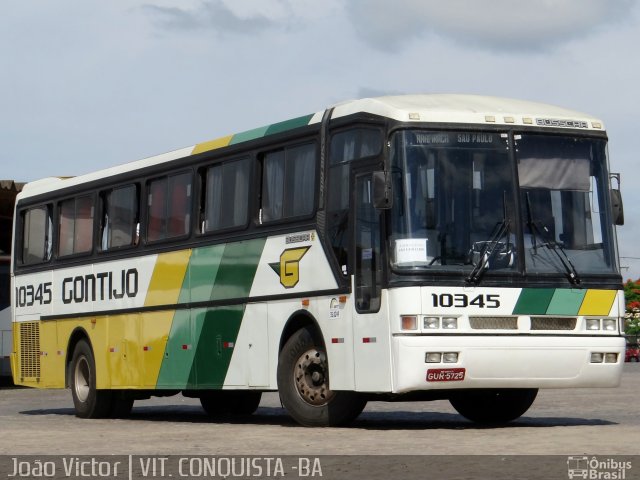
[449,388,538,424]
[70,339,113,419]
[277,327,366,427]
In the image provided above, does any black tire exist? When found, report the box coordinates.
[277,327,366,427]
[200,391,262,416]
[69,339,113,419]
[449,388,538,424]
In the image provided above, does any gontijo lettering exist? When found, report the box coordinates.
[62,268,139,304]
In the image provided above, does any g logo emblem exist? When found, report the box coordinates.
[269,247,310,288]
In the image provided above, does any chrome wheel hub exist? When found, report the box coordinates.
[294,348,334,406]
[74,357,90,402]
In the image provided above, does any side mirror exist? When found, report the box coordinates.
[373,171,393,209]
[611,189,624,226]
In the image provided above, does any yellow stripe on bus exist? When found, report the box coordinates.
[144,250,192,307]
[578,290,618,316]
[191,135,234,155]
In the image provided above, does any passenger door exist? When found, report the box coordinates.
[352,171,392,391]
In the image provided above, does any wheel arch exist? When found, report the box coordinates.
[65,327,92,388]
[278,310,325,354]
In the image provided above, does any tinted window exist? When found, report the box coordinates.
[58,195,94,256]
[21,206,52,265]
[147,172,191,242]
[203,158,250,232]
[330,128,382,165]
[100,185,139,250]
[261,143,316,222]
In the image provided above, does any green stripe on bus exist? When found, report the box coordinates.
[156,239,265,388]
[187,244,226,303]
[227,114,313,146]
[211,238,266,301]
[512,288,555,315]
[546,289,586,315]
[265,114,314,136]
[156,309,198,389]
[187,305,245,388]
[230,126,270,145]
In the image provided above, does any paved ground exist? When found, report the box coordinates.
[0,364,638,478]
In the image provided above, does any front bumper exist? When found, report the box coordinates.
[391,334,625,393]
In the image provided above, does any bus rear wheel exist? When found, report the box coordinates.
[449,388,538,424]
[200,391,262,416]
[70,339,113,419]
[277,327,366,427]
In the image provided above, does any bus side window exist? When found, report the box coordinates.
[21,205,52,265]
[202,158,250,233]
[330,128,382,163]
[326,127,382,276]
[100,184,139,250]
[259,143,316,223]
[147,172,192,242]
[58,195,94,257]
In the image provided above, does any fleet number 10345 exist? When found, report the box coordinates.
[431,293,500,308]
[15,283,53,308]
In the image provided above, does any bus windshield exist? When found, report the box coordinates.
[388,129,618,279]
[516,134,617,276]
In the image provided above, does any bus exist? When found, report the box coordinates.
[10,94,625,426]
[1,180,22,379]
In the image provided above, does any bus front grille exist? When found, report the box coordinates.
[20,322,40,380]
[530,317,577,330]
[469,316,518,330]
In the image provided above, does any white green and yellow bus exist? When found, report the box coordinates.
[10,94,626,426]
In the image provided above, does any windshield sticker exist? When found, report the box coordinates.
[395,238,429,265]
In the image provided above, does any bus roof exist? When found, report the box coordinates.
[18,94,605,200]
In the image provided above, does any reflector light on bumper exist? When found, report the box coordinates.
[425,352,459,363]
[590,352,618,363]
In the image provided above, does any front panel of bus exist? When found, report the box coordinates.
[369,125,624,393]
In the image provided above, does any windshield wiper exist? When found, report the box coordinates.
[466,192,512,285]
[525,193,581,286]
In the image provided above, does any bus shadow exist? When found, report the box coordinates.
[19,406,617,430]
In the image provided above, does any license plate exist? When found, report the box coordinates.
[426,368,466,382]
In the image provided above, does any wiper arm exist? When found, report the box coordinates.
[466,192,511,285]
[525,193,581,286]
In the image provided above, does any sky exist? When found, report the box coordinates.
[2,0,640,278]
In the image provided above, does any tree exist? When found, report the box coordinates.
[623,279,640,336]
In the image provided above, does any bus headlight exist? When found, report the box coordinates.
[424,317,440,329]
[585,319,600,331]
[442,317,458,329]
[426,352,442,363]
[604,353,618,363]
[442,352,459,363]
[602,319,616,332]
